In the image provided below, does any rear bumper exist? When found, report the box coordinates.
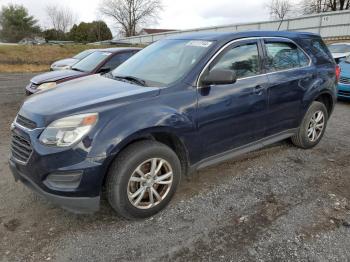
[9,159,100,213]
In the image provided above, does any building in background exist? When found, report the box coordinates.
[138,28,177,35]
[116,10,350,45]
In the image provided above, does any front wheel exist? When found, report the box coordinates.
[291,101,328,149]
[106,140,181,219]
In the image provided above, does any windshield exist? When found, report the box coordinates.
[73,49,96,60]
[111,39,214,86]
[328,44,350,53]
[72,51,111,72]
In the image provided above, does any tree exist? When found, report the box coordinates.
[68,21,113,43]
[43,29,66,41]
[300,0,350,14]
[266,0,293,30]
[99,0,163,37]
[0,4,41,42]
[46,4,77,34]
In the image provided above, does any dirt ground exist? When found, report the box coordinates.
[0,73,350,262]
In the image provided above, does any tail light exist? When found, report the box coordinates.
[335,64,341,82]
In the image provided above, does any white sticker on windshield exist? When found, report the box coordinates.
[186,40,213,48]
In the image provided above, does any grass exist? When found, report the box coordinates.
[0,44,116,73]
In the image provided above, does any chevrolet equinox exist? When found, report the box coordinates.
[9,31,338,219]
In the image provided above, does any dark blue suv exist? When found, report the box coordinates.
[9,31,338,219]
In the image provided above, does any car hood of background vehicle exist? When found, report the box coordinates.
[20,74,161,127]
[31,70,85,84]
[52,58,78,67]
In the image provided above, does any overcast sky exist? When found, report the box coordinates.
[0,0,293,35]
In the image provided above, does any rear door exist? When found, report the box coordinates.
[196,39,269,159]
[262,38,315,136]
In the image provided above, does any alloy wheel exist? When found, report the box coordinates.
[307,110,325,142]
[127,158,173,209]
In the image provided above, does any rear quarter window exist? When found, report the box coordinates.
[301,38,334,65]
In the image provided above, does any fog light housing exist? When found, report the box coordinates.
[44,172,83,190]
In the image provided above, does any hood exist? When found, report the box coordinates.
[31,70,85,84]
[20,74,160,127]
[51,58,78,67]
[339,60,350,77]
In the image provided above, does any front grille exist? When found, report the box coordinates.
[16,115,37,129]
[339,76,350,84]
[338,90,350,96]
[11,132,33,164]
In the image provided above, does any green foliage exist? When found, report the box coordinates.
[69,21,113,43]
[0,4,41,43]
[43,29,66,41]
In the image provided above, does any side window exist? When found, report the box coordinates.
[210,43,260,79]
[265,42,309,72]
[104,52,134,70]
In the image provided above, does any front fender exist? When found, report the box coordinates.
[88,105,195,158]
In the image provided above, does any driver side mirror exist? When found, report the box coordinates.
[201,69,237,86]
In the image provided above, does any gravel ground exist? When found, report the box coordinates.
[0,73,350,262]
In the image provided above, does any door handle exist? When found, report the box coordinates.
[254,85,264,95]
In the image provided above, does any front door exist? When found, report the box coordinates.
[196,39,269,160]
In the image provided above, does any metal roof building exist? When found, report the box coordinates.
[115,10,350,45]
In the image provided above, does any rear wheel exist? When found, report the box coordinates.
[291,101,328,149]
[106,140,181,219]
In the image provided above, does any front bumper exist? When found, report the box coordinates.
[9,123,109,214]
[337,83,350,99]
[9,159,100,213]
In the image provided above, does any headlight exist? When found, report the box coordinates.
[37,82,57,92]
[39,113,98,147]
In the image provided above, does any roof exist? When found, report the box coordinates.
[167,31,320,42]
[140,28,177,35]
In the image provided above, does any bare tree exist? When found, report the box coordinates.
[300,0,350,14]
[46,4,77,33]
[99,0,163,37]
[266,0,293,30]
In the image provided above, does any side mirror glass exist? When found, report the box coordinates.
[201,69,237,86]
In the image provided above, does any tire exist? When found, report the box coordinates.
[106,140,181,219]
[291,101,328,149]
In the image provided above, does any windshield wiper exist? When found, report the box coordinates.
[113,75,147,86]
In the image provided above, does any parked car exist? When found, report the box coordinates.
[337,57,350,99]
[50,49,99,71]
[18,37,46,45]
[327,42,350,63]
[10,31,337,219]
[26,47,141,95]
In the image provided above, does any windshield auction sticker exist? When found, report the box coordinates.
[186,40,213,48]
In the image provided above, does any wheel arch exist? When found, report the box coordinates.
[101,127,191,187]
[314,91,334,116]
